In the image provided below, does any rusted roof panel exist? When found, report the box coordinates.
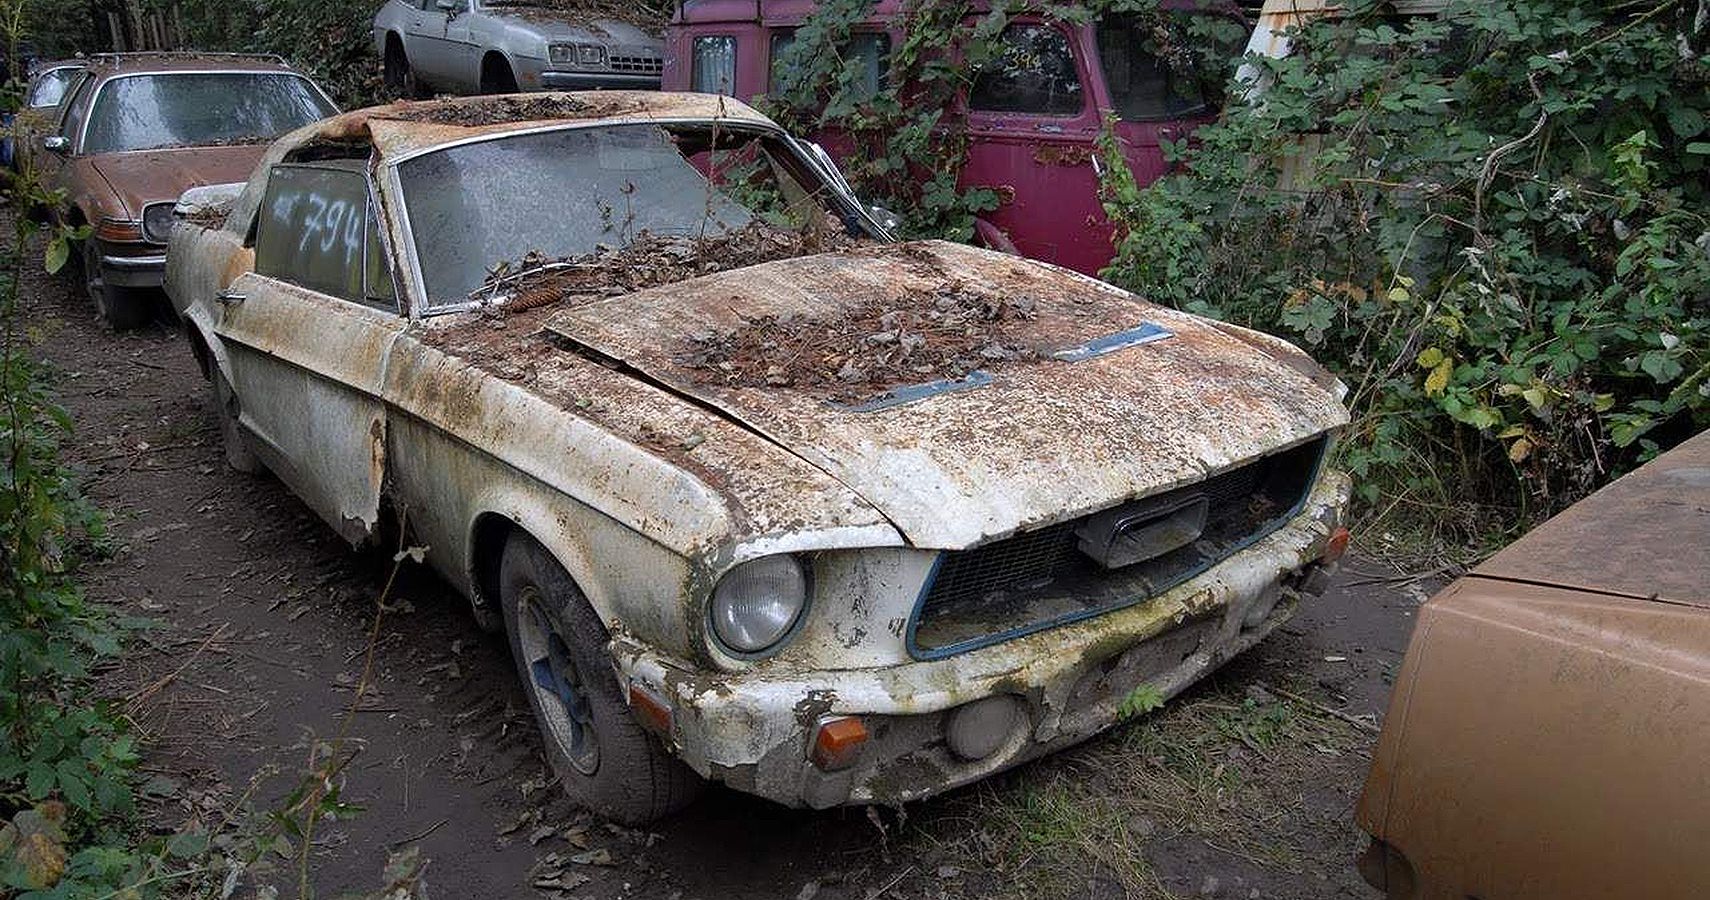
[294,91,772,164]
[1473,428,1710,608]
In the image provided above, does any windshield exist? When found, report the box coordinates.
[398,123,860,308]
[82,72,336,154]
[28,67,80,108]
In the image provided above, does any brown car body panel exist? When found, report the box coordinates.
[88,144,273,221]
[1357,429,1710,899]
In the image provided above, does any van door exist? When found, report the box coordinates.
[961,21,1110,276]
[1089,9,1250,199]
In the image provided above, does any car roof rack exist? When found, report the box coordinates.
[87,51,290,65]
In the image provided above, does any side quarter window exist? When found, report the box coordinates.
[255,162,399,312]
[969,23,1085,116]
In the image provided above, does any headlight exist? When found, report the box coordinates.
[709,555,808,655]
[141,203,176,244]
[549,43,607,69]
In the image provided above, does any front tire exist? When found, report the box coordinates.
[500,531,701,825]
[83,241,152,330]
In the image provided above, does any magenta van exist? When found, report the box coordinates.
[663,0,1250,276]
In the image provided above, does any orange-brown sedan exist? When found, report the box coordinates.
[1356,427,1710,899]
[37,52,337,328]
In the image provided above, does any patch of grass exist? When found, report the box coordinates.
[899,675,1372,899]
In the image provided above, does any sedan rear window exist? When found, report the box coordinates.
[81,72,336,155]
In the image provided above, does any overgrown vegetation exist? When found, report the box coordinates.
[773,0,1709,544]
[1098,0,1709,539]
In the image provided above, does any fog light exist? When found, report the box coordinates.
[810,716,867,771]
[945,696,1021,761]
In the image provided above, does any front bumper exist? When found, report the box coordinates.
[101,253,167,288]
[612,470,1352,809]
[538,71,661,90]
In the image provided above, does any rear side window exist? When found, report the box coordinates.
[255,163,397,311]
[692,36,737,94]
[1095,12,1249,121]
[769,30,890,96]
[28,67,79,108]
[970,24,1084,115]
[57,75,94,143]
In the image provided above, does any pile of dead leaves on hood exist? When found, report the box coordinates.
[675,282,1046,405]
[476,221,863,313]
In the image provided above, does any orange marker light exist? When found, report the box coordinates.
[810,716,868,771]
[628,683,673,736]
[1323,526,1352,564]
[94,217,143,243]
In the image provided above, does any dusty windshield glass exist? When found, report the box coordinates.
[82,73,335,154]
[398,123,856,307]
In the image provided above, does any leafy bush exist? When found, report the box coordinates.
[1098,0,1709,534]
[165,0,381,107]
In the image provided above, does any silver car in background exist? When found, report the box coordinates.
[373,0,665,96]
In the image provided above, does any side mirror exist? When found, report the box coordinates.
[43,134,69,155]
[436,0,458,13]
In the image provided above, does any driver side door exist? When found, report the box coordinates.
[215,160,404,544]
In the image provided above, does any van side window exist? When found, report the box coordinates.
[970,24,1084,116]
[255,162,398,312]
[770,30,891,96]
[1095,13,1244,121]
[692,36,737,94]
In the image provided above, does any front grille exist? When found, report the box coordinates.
[912,437,1326,656]
[610,54,663,75]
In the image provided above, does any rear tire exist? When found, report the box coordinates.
[209,367,263,474]
[83,241,152,330]
[500,531,701,825]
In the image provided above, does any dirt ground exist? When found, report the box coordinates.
[23,261,1428,899]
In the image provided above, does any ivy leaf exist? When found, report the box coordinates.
[44,238,70,275]
[1424,359,1453,396]
[1639,351,1683,383]
[25,762,55,801]
[1416,347,1445,368]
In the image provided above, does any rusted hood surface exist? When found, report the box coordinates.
[88,144,270,218]
[1472,428,1710,608]
[544,241,1347,549]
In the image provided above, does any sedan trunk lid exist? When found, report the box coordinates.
[544,241,1347,548]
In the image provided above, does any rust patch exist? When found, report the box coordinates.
[373,94,597,127]
[1033,144,1094,167]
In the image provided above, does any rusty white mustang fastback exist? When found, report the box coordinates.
[164,91,1352,824]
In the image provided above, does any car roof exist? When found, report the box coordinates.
[81,52,297,78]
[1472,428,1710,608]
[284,91,775,165]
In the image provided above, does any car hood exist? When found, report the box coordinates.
[489,9,662,43]
[1472,427,1710,609]
[544,241,1348,549]
[88,144,270,219]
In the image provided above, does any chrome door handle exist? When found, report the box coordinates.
[216,289,247,306]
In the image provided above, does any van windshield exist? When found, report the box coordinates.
[397,123,861,308]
